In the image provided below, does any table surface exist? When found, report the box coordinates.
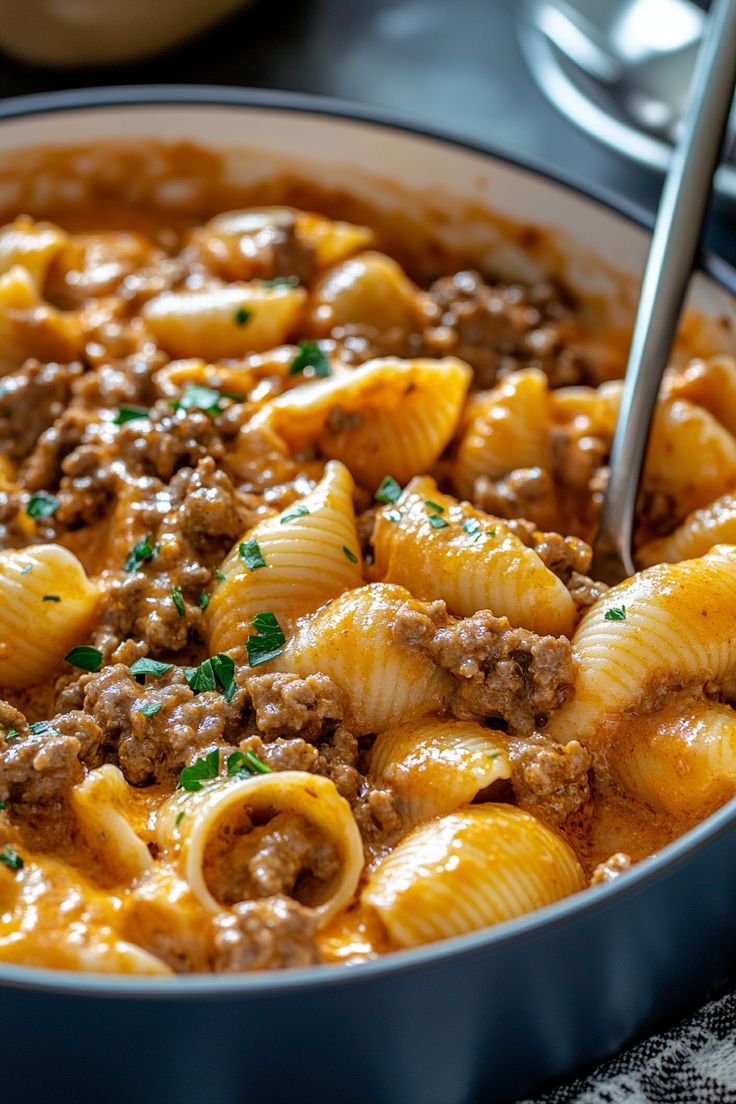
[0,0,733,264]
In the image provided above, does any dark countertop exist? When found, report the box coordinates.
[0,0,732,263]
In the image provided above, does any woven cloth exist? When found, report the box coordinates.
[523,990,736,1103]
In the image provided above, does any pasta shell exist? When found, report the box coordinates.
[546,546,736,751]
[0,265,83,367]
[644,398,736,517]
[261,355,472,489]
[207,460,362,655]
[454,368,551,500]
[638,492,736,567]
[142,282,306,359]
[371,475,576,636]
[308,251,421,334]
[204,207,373,270]
[610,698,736,819]
[0,544,99,689]
[0,216,67,291]
[159,770,364,927]
[667,354,736,436]
[369,719,511,826]
[70,765,153,883]
[269,583,452,734]
[362,805,584,947]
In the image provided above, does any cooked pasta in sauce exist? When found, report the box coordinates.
[1,157,736,975]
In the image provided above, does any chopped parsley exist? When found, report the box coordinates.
[604,605,627,622]
[227,749,272,778]
[233,307,252,326]
[199,591,210,611]
[386,509,402,523]
[462,517,482,539]
[342,545,358,564]
[0,801,5,811]
[428,514,450,530]
[183,659,217,694]
[280,505,310,524]
[26,491,59,520]
[214,570,226,582]
[424,500,445,514]
[375,476,402,505]
[246,612,286,667]
[42,594,61,602]
[139,702,162,717]
[260,276,299,288]
[288,341,330,378]
[129,658,173,679]
[123,533,158,573]
[171,585,185,618]
[5,729,17,742]
[113,405,148,425]
[173,384,228,417]
[0,846,23,872]
[175,810,186,827]
[20,565,32,575]
[211,653,237,701]
[64,645,103,673]
[178,750,220,792]
[28,721,59,737]
[239,538,266,570]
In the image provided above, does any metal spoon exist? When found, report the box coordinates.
[590,0,736,585]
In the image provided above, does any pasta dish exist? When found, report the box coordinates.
[1,169,735,976]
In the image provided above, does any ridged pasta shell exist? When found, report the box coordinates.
[0,931,172,975]
[142,282,306,359]
[369,719,511,826]
[207,460,362,655]
[262,355,472,489]
[159,770,364,927]
[371,475,576,636]
[269,582,452,733]
[70,765,153,883]
[644,398,736,517]
[667,354,736,436]
[546,546,736,750]
[610,698,736,819]
[362,805,585,947]
[0,216,67,291]
[308,251,421,334]
[638,492,736,567]
[0,265,83,367]
[454,368,551,500]
[0,544,99,689]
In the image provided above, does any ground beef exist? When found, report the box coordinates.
[505,520,607,611]
[247,672,344,739]
[318,726,362,803]
[239,733,321,775]
[82,664,240,785]
[473,467,560,532]
[421,271,587,389]
[396,600,574,732]
[327,321,421,368]
[591,851,632,885]
[0,359,83,461]
[114,405,231,483]
[212,895,321,972]
[0,710,103,810]
[508,733,591,825]
[19,405,97,492]
[197,214,316,286]
[353,784,404,860]
[206,812,340,904]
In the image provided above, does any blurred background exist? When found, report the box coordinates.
[0,0,732,261]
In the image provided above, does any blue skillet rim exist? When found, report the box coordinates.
[0,83,734,997]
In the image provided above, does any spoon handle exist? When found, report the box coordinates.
[591,0,736,584]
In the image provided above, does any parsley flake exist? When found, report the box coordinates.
[178,749,220,792]
[139,701,162,717]
[42,594,61,602]
[604,605,627,622]
[227,748,273,778]
[5,729,17,742]
[428,514,450,530]
[113,405,148,425]
[64,645,102,673]
[199,591,210,611]
[26,491,59,520]
[386,509,402,523]
[0,846,23,872]
[288,341,330,378]
[173,384,226,417]
[424,500,445,514]
[28,721,59,737]
[0,801,5,811]
[20,565,32,575]
[171,585,185,618]
[175,810,186,827]
[462,517,482,539]
[260,276,299,288]
[375,476,402,505]
[129,658,173,679]
[211,653,237,701]
[246,612,286,667]
[183,659,217,694]
[123,533,158,573]
[342,545,358,564]
[233,307,252,326]
[280,505,310,524]
[214,570,226,582]
[239,538,266,570]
